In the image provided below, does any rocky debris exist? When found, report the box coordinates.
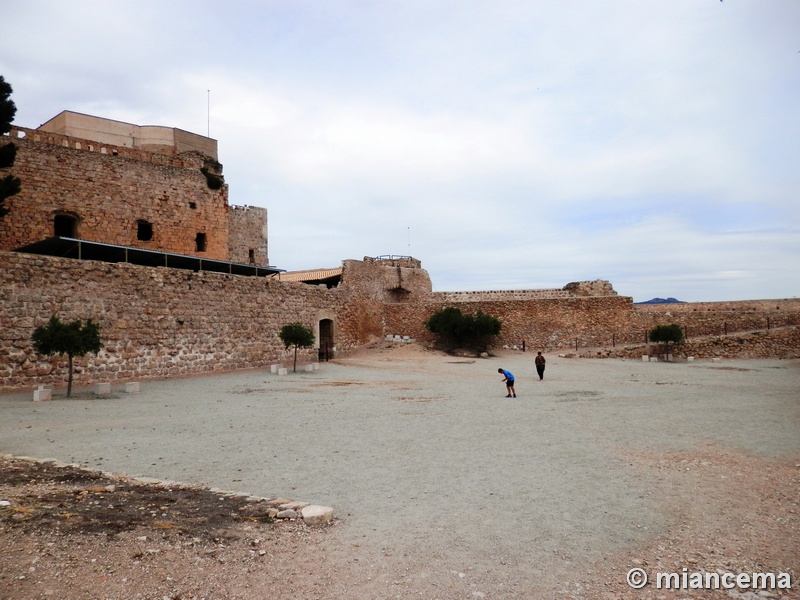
[0,455,333,530]
[301,505,335,525]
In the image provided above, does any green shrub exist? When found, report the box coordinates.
[425,307,501,352]
[648,323,684,361]
[0,75,20,218]
[31,316,103,397]
[279,322,315,372]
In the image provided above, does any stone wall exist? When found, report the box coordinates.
[435,289,572,302]
[630,301,800,339]
[228,205,268,266]
[433,280,616,303]
[571,326,800,360]
[2,250,798,393]
[0,127,266,265]
[383,295,635,350]
[342,257,433,300]
[0,251,332,391]
[382,291,800,354]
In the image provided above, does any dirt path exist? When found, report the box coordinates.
[1,345,798,598]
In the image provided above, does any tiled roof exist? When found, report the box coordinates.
[278,267,342,282]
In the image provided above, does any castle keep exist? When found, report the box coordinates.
[1,113,798,392]
[0,112,268,266]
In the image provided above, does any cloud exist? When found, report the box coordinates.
[1,0,798,301]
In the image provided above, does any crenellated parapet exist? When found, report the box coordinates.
[5,127,207,169]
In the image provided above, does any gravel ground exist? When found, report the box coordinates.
[1,343,798,599]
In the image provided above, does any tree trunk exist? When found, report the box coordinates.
[67,353,74,397]
[293,345,298,372]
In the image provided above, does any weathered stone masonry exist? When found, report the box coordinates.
[2,116,798,393]
[0,251,333,389]
[2,250,799,392]
[0,126,267,264]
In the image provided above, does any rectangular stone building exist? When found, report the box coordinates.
[0,112,268,267]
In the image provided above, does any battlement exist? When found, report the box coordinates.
[365,255,423,269]
[434,289,572,302]
[6,127,209,170]
[433,280,617,302]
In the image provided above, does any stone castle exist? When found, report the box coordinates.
[1,112,798,392]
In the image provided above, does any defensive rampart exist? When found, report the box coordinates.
[2,251,798,393]
[0,251,335,390]
[381,279,800,356]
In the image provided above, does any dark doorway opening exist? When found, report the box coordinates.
[318,319,334,361]
[53,214,78,238]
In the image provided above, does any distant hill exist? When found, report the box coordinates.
[634,297,686,305]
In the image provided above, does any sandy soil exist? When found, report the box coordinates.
[1,343,798,599]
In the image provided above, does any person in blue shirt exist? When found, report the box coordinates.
[498,368,516,398]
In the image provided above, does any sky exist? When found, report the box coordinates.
[1,1,798,302]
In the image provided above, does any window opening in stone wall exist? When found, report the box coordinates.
[387,287,412,303]
[189,202,197,209]
[195,233,207,252]
[248,249,255,264]
[53,214,78,238]
[137,220,153,241]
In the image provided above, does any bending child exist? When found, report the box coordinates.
[498,368,516,398]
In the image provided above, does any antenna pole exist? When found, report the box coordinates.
[207,90,210,137]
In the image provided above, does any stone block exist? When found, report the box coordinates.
[270,364,281,374]
[301,504,334,525]
[278,368,288,375]
[649,356,658,362]
[687,356,694,362]
[124,381,140,394]
[385,335,394,342]
[304,364,315,372]
[642,355,649,362]
[313,362,319,370]
[33,385,51,402]
[712,357,722,363]
[278,501,309,510]
[95,382,111,396]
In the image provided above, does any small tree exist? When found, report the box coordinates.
[279,322,315,372]
[0,74,21,219]
[31,316,103,397]
[425,307,501,352]
[648,323,684,362]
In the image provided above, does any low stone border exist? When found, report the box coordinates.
[0,454,334,526]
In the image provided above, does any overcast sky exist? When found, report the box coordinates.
[1,1,798,301]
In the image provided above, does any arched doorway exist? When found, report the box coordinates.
[53,212,79,238]
[319,318,334,361]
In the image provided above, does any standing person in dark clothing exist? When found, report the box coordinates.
[535,352,546,381]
